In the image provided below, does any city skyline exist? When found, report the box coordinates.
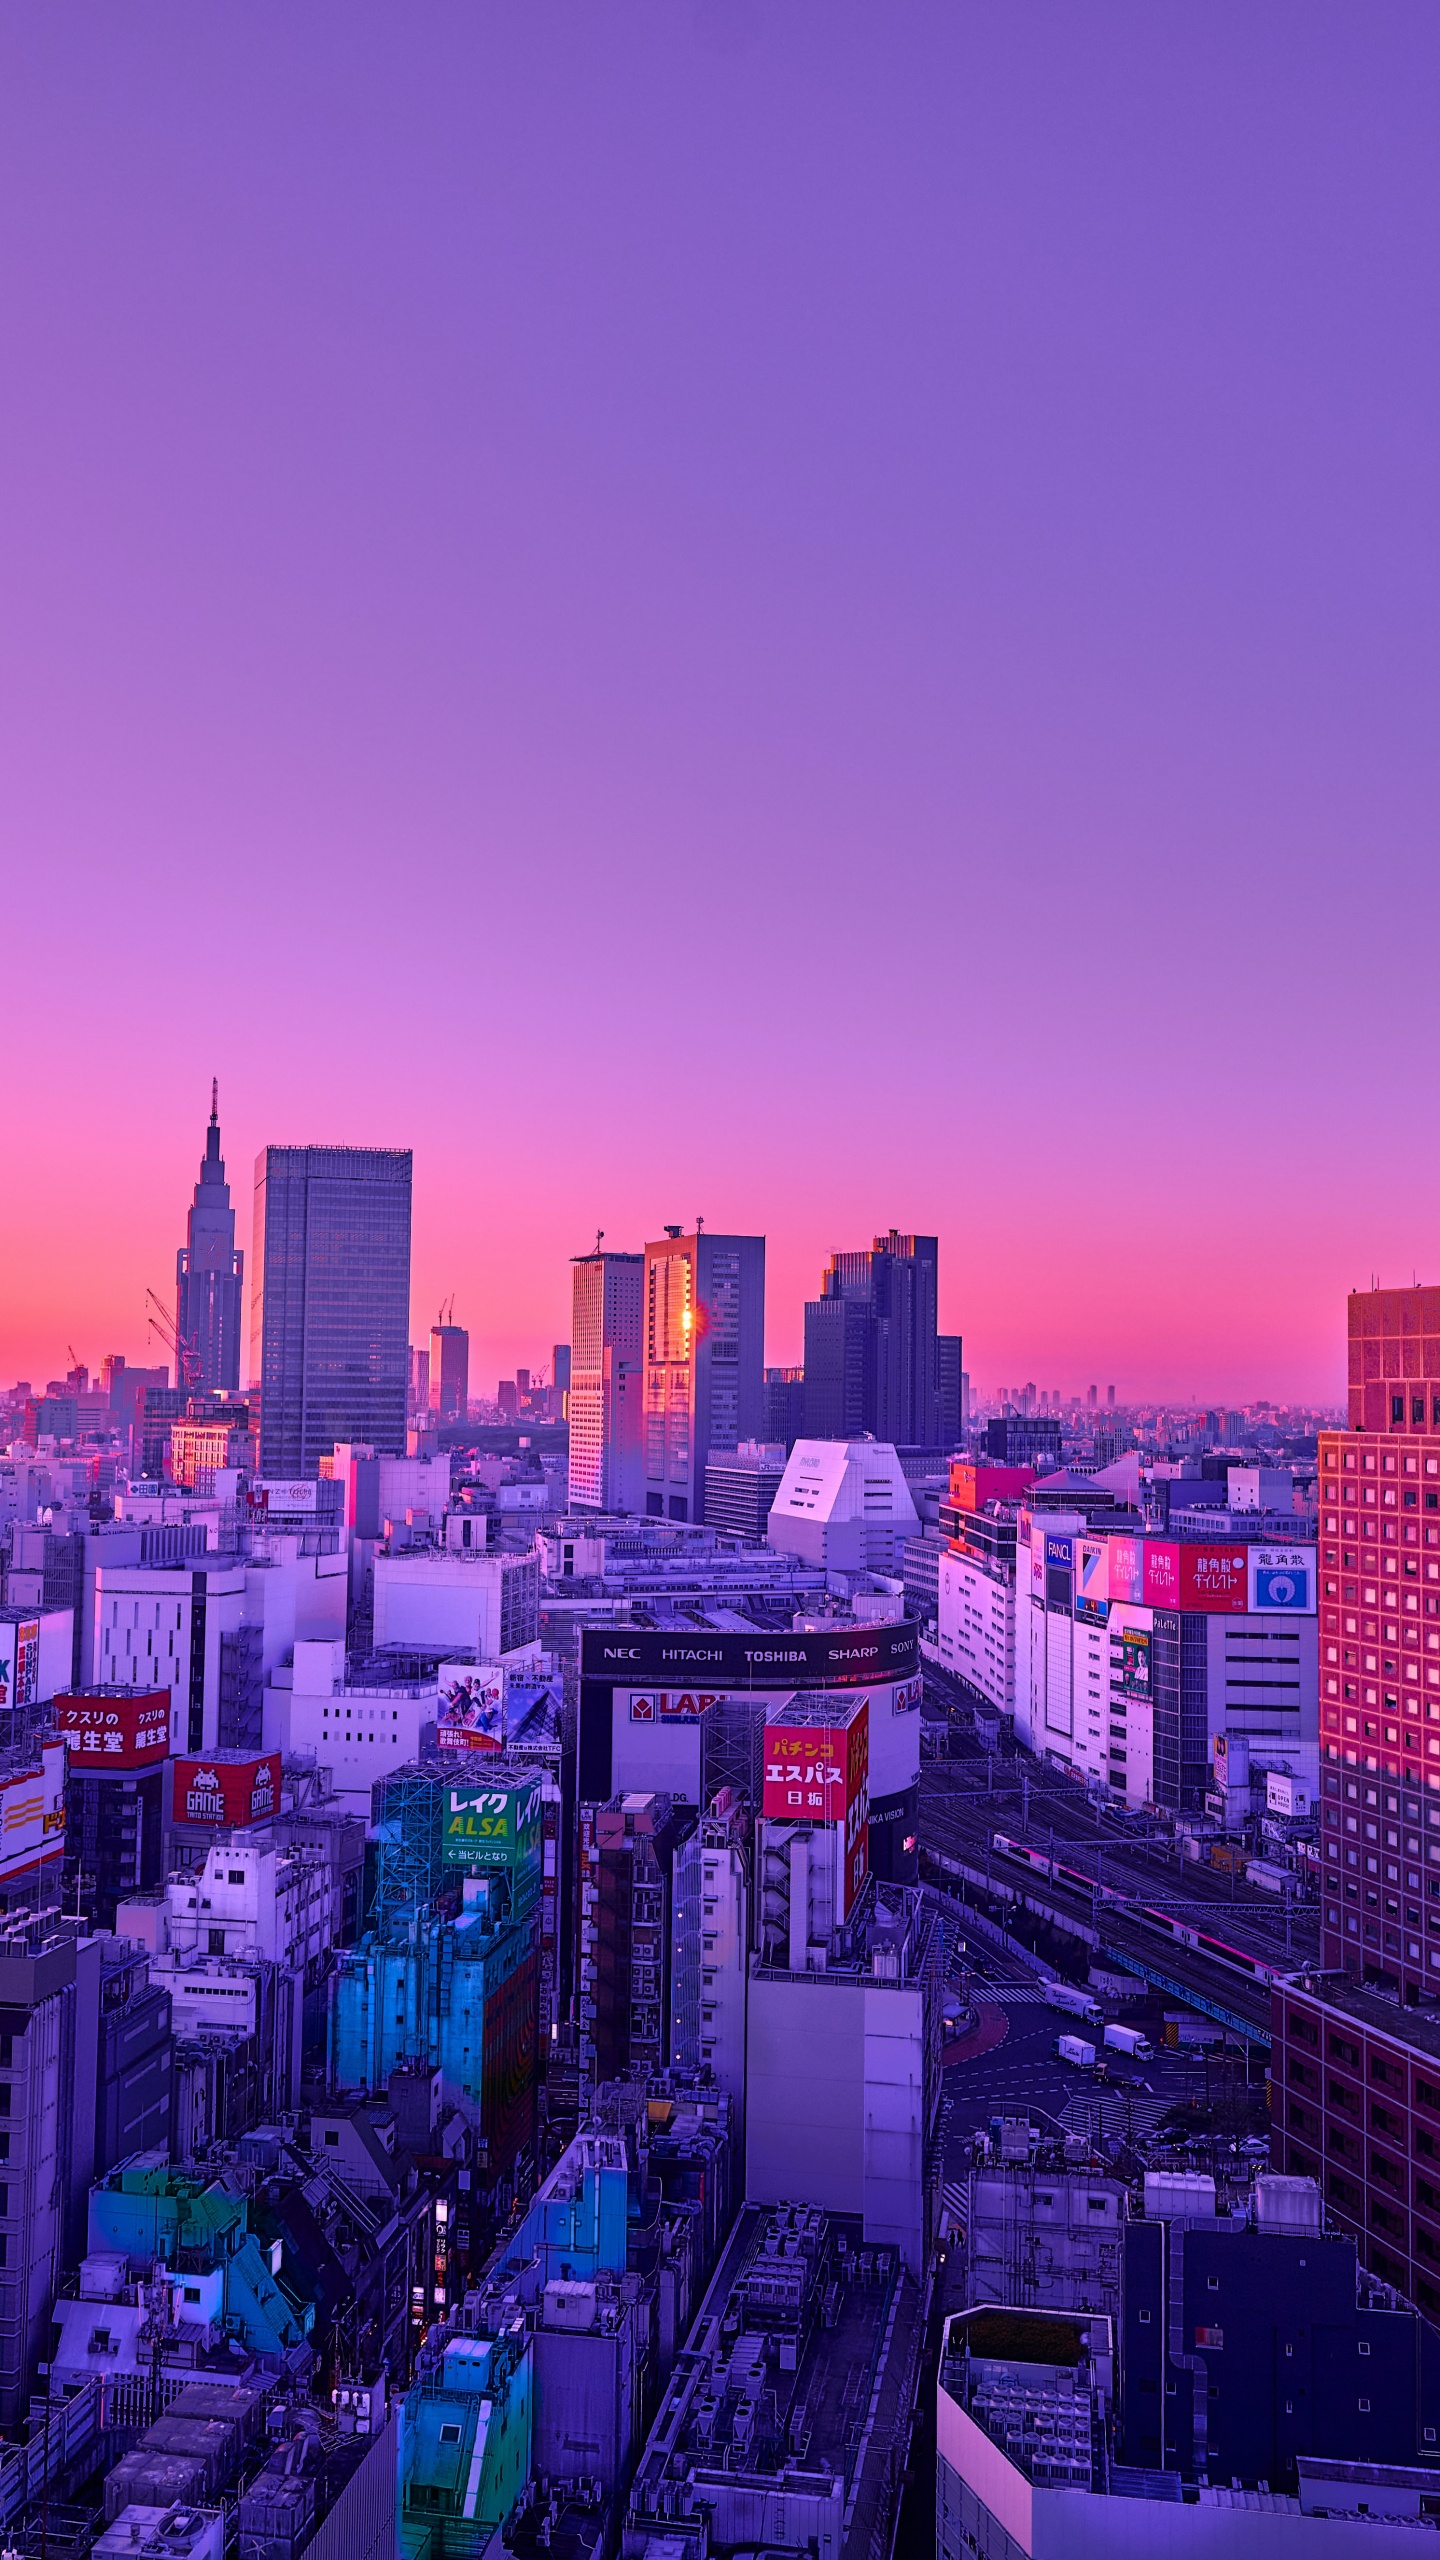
[0,1092,1371,1409]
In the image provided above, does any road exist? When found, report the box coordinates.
[931,1937,1268,2220]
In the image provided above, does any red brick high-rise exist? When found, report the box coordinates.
[1318,1287,1440,2000]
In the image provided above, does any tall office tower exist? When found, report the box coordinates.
[175,1083,244,1391]
[1317,1283,1440,2001]
[428,1322,469,1422]
[568,1248,644,1511]
[251,1146,412,1477]
[803,1230,940,1447]
[642,1229,765,1523]
[937,1333,964,1446]
[408,1344,430,1414]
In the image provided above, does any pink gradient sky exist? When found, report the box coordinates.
[3,4,1439,1407]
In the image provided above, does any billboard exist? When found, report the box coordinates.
[1142,1541,1249,1612]
[173,1753,281,1828]
[1075,1542,1109,1609]
[890,1674,922,1715]
[581,1621,917,1688]
[763,1701,868,1827]
[442,1774,544,1870]
[1248,1547,1316,1614]
[56,1691,170,1769]
[625,1690,717,1722]
[1106,1538,1144,1605]
[1110,1624,1152,1697]
[437,1663,506,1752]
[0,1620,40,1711]
[250,1480,320,1513]
[0,1743,66,1882]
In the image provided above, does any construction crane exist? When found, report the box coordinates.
[146,1288,201,1390]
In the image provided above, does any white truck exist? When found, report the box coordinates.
[1103,2023,1152,2060]
[1057,2034,1097,2069]
[1040,1979,1103,2025]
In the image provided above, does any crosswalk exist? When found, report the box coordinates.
[1055,2085,1172,2143]
[960,1979,1068,2004]
[939,2179,967,2235]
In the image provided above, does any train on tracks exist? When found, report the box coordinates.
[989,1832,1295,1989]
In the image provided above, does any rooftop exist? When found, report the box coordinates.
[628,2204,901,2529]
[1286,1971,1440,2063]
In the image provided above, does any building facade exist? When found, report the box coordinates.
[641,1230,765,1524]
[428,1323,469,1423]
[1316,1289,1440,1996]
[802,1230,941,1448]
[567,1249,644,1513]
[175,1087,244,1394]
[250,1145,412,1476]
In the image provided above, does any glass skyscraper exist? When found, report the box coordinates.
[251,1145,412,1477]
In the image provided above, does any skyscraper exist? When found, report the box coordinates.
[642,1228,765,1522]
[1317,1283,1440,2002]
[175,1083,244,1391]
[251,1146,412,1477]
[428,1321,469,1422]
[803,1230,942,1447]
[568,1248,643,1511]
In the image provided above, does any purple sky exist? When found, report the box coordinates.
[2,3,1437,1403]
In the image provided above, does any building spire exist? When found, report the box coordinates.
[210,1077,219,1126]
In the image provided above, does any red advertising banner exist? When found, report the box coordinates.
[1178,1545,1249,1611]
[1141,1540,1249,1612]
[762,1701,869,1825]
[173,1752,282,1828]
[56,1691,170,1770]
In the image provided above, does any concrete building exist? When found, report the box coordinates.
[0,1913,104,2424]
[578,1613,922,1885]
[251,1144,412,1476]
[175,1088,244,1394]
[701,1440,786,1540]
[94,1549,346,1755]
[1013,1511,1317,1813]
[625,2200,910,2560]
[641,1229,765,1525]
[669,1803,749,2131]
[264,1637,438,1812]
[745,1878,939,2278]
[429,1321,469,1423]
[937,2288,1440,2560]
[568,1247,645,1513]
[937,1511,1020,1718]
[767,1436,920,1576]
[575,1791,693,2087]
[372,1547,541,1660]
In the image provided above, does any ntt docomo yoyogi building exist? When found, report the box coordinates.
[577,1615,923,1878]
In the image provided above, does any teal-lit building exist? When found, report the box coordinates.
[330,1763,543,2180]
[86,2164,311,2359]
